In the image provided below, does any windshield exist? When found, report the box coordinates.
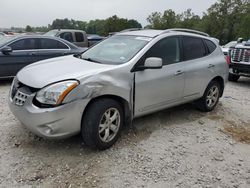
[0,36,16,47]
[44,30,59,37]
[82,35,151,64]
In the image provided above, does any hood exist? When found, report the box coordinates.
[235,43,250,49]
[17,55,113,88]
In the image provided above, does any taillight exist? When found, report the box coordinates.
[224,55,230,65]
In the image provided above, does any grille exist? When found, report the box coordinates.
[10,79,38,106]
[13,90,29,106]
[232,48,250,63]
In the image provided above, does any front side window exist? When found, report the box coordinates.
[75,32,84,42]
[10,38,37,50]
[40,38,68,49]
[145,37,180,65]
[59,32,73,42]
[82,35,151,64]
[183,36,206,60]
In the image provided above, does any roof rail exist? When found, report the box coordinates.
[162,28,209,37]
[120,28,143,33]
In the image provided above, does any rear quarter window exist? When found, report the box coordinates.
[204,39,216,54]
[182,36,206,61]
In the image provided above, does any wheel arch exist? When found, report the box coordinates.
[81,95,132,128]
[209,76,225,97]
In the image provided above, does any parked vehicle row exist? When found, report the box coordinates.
[0,35,86,78]
[8,28,228,150]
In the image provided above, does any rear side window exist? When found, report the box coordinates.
[40,38,68,49]
[75,32,84,42]
[59,32,74,42]
[10,38,38,50]
[204,39,216,54]
[145,37,180,65]
[182,36,206,61]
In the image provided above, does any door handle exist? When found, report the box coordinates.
[208,64,215,68]
[174,70,184,76]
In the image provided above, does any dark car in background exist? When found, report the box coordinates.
[87,34,105,46]
[0,35,86,78]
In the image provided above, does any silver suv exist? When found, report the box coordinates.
[8,29,228,150]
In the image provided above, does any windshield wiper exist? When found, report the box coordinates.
[82,57,102,64]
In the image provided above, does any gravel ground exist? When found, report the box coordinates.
[0,78,250,188]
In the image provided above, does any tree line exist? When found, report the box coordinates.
[26,0,249,44]
[26,16,142,36]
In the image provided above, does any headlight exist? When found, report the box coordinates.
[36,80,79,106]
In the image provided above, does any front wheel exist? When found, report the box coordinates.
[81,98,123,150]
[195,81,221,112]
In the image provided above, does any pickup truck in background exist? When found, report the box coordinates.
[229,39,250,81]
[44,29,104,47]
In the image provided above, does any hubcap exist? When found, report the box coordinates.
[206,85,219,108]
[98,108,121,143]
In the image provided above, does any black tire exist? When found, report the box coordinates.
[228,73,240,82]
[195,81,221,112]
[81,98,123,150]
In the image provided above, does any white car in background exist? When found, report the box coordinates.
[0,32,7,39]
[221,41,237,55]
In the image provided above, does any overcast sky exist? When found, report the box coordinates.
[0,0,217,28]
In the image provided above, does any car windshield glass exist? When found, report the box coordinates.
[81,35,151,65]
[0,36,16,47]
[44,30,59,37]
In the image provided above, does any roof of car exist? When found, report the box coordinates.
[7,35,72,41]
[117,29,163,37]
[0,35,79,49]
[50,29,86,33]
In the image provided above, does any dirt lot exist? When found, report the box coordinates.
[0,78,250,188]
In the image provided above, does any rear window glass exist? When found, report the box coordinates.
[183,36,206,61]
[204,39,216,54]
[40,38,68,49]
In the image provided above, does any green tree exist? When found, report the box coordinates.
[25,25,33,32]
[200,0,249,44]
[147,12,164,29]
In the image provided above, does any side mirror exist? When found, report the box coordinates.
[1,46,12,55]
[144,57,163,69]
[131,57,163,72]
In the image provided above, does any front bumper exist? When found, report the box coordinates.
[8,93,89,139]
[230,62,250,75]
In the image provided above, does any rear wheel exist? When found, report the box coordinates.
[228,72,240,82]
[195,81,221,112]
[81,98,123,150]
